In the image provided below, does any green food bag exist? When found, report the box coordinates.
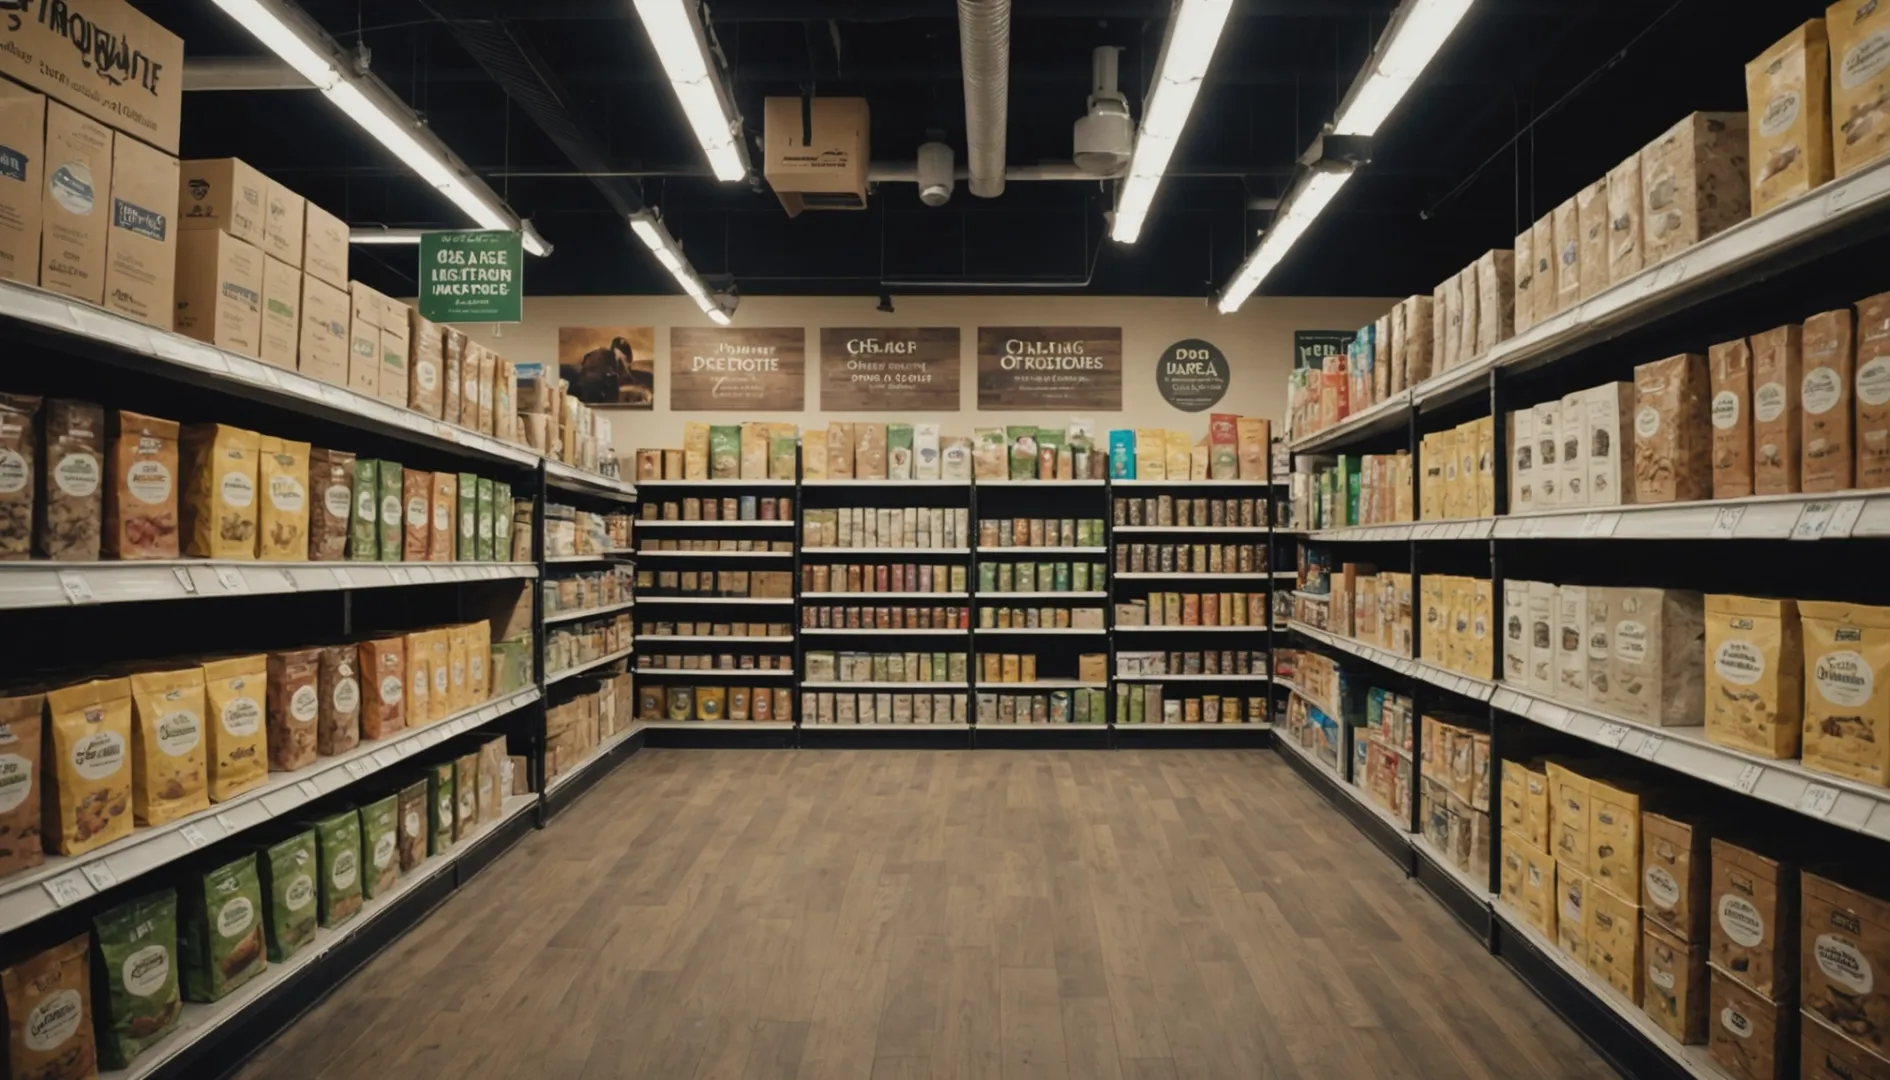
[397,779,428,872]
[311,810,363,927]
[457,472,478,559]
[493,482,514,560]
[359,795,399,899]
[769,433,796,479]
[376,461,403,562]
[92,890,181,1068]
[428,761,455,856]
[260,830,317,961]
[350,458,379,560]
[708,425,741,479]
[1007,425,1038,479]
[886,423,914,480]
[180,852,266,1003]
[476,478,496,561]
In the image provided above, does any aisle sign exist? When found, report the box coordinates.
[1154,338,1230,412]
[419,231,523,323]
[670,327,807,410]
[1294,330,1353,370]
[819,328,961,410]
[976,327,1122,410]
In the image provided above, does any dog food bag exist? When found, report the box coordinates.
[259,830,317,961]
[1858,290,1890,489]
[1,934,95,1080]
[37,399,102,560]
[316,645,360,756]
[43,677,132,856]
[179,852,266,1002]
[403,467,432,562]
[0,692,41,876]
[104,410,180,559]
[1708,338,1754,499]
[349,458,379,560]
[376,460,403,562]
[429,471,456,562]
[0,394,38,559]
[359,794,399,899]
[476,478,496,561]
[1802,308,1856,492]
[428,761,455,856]
[1605,588,1706,727]
[454,754,478,840]
[1801,600,1890,785]
[456,472,477,559]
[201,656,267,801]
[307,447,354,560]
[1833,0,1890,176]
[1633,353,1713,503]
[266,648,321,772]
[180,423,260,559]
[310,809,362,927]
[1704,595,1803,759]
[92,889,181,1068]
[127,667,209,826]
[396,779,427,872]
[357,637,406,739]
[1752,323,1804,494]
[478,738,505,824]
[404,630,432,726]
[1746,19,1832,214]
[256,435,310,560]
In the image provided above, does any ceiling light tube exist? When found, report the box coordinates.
[629,210,733,322]
[1332,0,1474,137]
[1215,164,1354,314]
[633,0,751,183]
[211,0,550,256]
[1109,0,1234,244]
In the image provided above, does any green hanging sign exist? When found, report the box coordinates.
[418,230,523,323]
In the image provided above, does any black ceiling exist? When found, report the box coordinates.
[146,0,1832,302]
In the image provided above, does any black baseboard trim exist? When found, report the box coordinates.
[974,727,1112,750]
[545,730,647,818]
[1413,844,1495,947]
[1114,726,1273,749]
[640,725,796,749]
[1273,742,1415,874]
[799,727,975,749]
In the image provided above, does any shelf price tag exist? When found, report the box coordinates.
[79,861,117,892]
[374,748,401,769]
[216,813,238,836]
[332,568,354,589]
[344,759,371,780]
[297,780,321,800]
[214,566,246,592]
[1597,723,1632,749]
[279,569,299,591]
[57,571,93,605]
[1711,507,1746,539]
[1734,763,1765,794]
[1579,513,1606,537]
[1800,783,1842,818]
[1636,734,1665,761]
[1828,499,1867,539]
[171,567,197,594]
[1793,502,1838,540]
[42,873,90,908]
[390,568,412,586]
[178,824,210,850]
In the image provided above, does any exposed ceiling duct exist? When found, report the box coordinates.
[956,0,1012,199]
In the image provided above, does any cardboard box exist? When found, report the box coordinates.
[1748,20,1833,214]
[1588,884,1643,1000]
[1500,759,1532,837]
[1710,337,1756,498]
[410,311,444,418]
[1552,197,1582,314]
[174,229,263,356]
[1559,390,1589,505]
[1520,835,1558,939]
[1576,178,1610,300]
[298,274,349,387]
[1641,112,1752,265]
[1859,290,1890,489]
[1404,295,1434,384]
[1803,1012,1890,1080]
[1532,400,1560,506]
[1607,152,1645,285]
[1802,869,1890,1058]
[303,201,349,289]
[761,96,868,215]
[1513,227,1538,334]
[263,179,305,267]
[1712,837,1797,1001]
[1554,584,1588,705]
[1530,215,1556,321]
[40,100,111,305]
[1644,923,1710,1045]
[103,134,178,329]
[1832,0,1890,177]
[1501,828,1528,909]
[378,302,412,408]
[259,255,300,370]
[1632,352,1712,503]
[1802,307,1855,492]
[1751,323,1803,494]
[178,158,265,244]
[1709,969,1792,1080]
[1557,862,1593,962]
[1547,761,1592,873]
[0,0,183,154]
[347,284,380,397]
[1526,580,1556,695]
[1584,382,1637,507]
[1588,779,1641,904]
[0,81,44,284]
[1644,812,1711,944]
[1508,410,1535,513]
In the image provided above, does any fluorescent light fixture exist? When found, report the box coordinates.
[630,210,735,323]
[1110,0,1235,244]
[1332,0,1474,136]
[211,0,549,257]
[350,228,423,245]
[1215,165,1354,314]
[633,0,750,183]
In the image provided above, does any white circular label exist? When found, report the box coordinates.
[1815,649,1875,708]
[1805,367,1844,415]
[217,896,254,939]
[418,361,438,391]
[221,471,253,509]
[404,810,420,837]
[1759,90,1801,138]
[1650,965,1675,991]
[380,494,401,525]
[0,753,30,813]
[222,696,261,737]
[461,511,474,537]
[1719,894,1765,948]
[289,685,318,723]
[286,873,314,911]
[127,460,171,504]
[438,793,453,824]
[434,504,449,533]
[333,677,359,714]
[1721,1005,1753,1039]
[325,484,352,519]
[356,489,375,521]
[121,944,169,997]
[1843,30,1890,89]
[411,669,428,702]
[373,832,396,869]
[433,665,448,695]
[1645,865,1680,910]
[1711,390,1740,431]
[1861,356,1890,407]
[379,675,402,706]
[1755,381,1786,423]
[24,990,81,1051]
[1715,640,1766,687]
[71,730,124,781]
[406,498,426,528]
[155,709,201,756]
[0,448,25,494]
[54,453,98,498]
[331,848,357,889]
[1635,406,1660,439]
[269,474,304,513]
[1816,933,1875,994]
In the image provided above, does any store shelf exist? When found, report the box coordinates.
[973,479,1107,487]
[0,687,539,939]
[800,681,969,690]
[803,591,967,600]
[1120,722,1273,729]
[1413,833,1493,901]
[634,549,793,559]
[1115,571,1274,581]
[1110,479,1273,488]
[801,628,967,636]
[973,627,1105,635]
[980,679,1106,690]
[635,479,796,489]
[1306,520,1491,542]
[1111,526,1269,535]
[1113,673,1270,683]
[634,596,796,605]
[977,722,1109,729]
[975,546,1107,555]
[802,479,968,488]
[640,635,795,643]
[1272,726,1344,781]
[543,461,637,501]
[1289,389,1413,454]
[544,728,639,797]
[978,591,1107,600]
[108,792,537,1080]
[1289,621,1495,702]
[1489,681,1890,841]
[1114,624,1269,633]
[633,519,791,529]
[544,599,635,624]
[545,646,634,684]
[545,551,634,564]
[802,547,970,556]
[805,722,974,730]
[634,667,795,679]
[0,560,537,610]
[1493,490,1890,541]
[638,721,796,730]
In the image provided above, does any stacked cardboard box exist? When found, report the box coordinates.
[1416,417,1494,520]
[1708,837,1797,1079]
[1418,714,1491,888]
[1412,573,1493,680]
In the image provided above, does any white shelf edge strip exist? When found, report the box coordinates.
[543,600,636,624]
[545,646,635,684]
[0,561,537,610]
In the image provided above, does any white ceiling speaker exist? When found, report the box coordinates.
[917,140,956,206]
[1073,45,1131,176]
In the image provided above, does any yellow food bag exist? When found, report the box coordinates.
[128,667,209,826]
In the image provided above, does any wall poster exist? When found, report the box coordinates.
[669,327,807,411]
[559,327,655,407]
[1154,339,1230,412]
[818,328,961,410]
[975,327,1122,410]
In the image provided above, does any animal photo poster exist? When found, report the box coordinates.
[559,326,656,408]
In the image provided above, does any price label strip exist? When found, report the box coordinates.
[1793,501,1837,541]
[42,873,91,908]
[1636,734,1665,761]
[172,567,197,594]
[57,571,94,605]
[1734,763,1764,793]
[1596,723,1631,749]
[1828,499,1866,539]
[80,861,117,892]
[1800,783,1842,819]
[1711,506,1746,539]
[179,824,210,850]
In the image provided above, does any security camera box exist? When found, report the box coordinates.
[303,201,349,289]
[40,99,112,305]
[174,229,262,357]
[103,133,177,329]
[259,255,301,371]
[0,81,43,285]
[178,158,265,245]
[762,96,870,214]
[298,274,349,387]
[263,179,305,267]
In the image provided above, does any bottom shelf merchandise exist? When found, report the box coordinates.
[1416,714,1491,890]
[976,605,1105,629]
[638,653,794,671]
[976,652,1107,687]
[803,604,970,630]
[1114,591,1270,628]
[1115,683,1266,725]
[975,688,1109,725]
[1352,687,1413,822]
[545,614,634,674]
[546,672,634,784]
[1281,692,1341,772]
[639,619,793,639]
[806,650,970,684]
[800,691,970,726]
[637,684,794,724]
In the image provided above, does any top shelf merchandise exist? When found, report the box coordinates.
[544,505,633,560]
[1105,414,1273,482]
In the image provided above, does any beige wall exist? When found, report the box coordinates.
[453,293,1393,448]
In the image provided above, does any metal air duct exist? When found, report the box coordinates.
[956,0,1011,198]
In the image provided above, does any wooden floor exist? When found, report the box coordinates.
[236,749,1617,1080]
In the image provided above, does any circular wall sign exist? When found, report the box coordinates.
[1156,339,1230,412]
